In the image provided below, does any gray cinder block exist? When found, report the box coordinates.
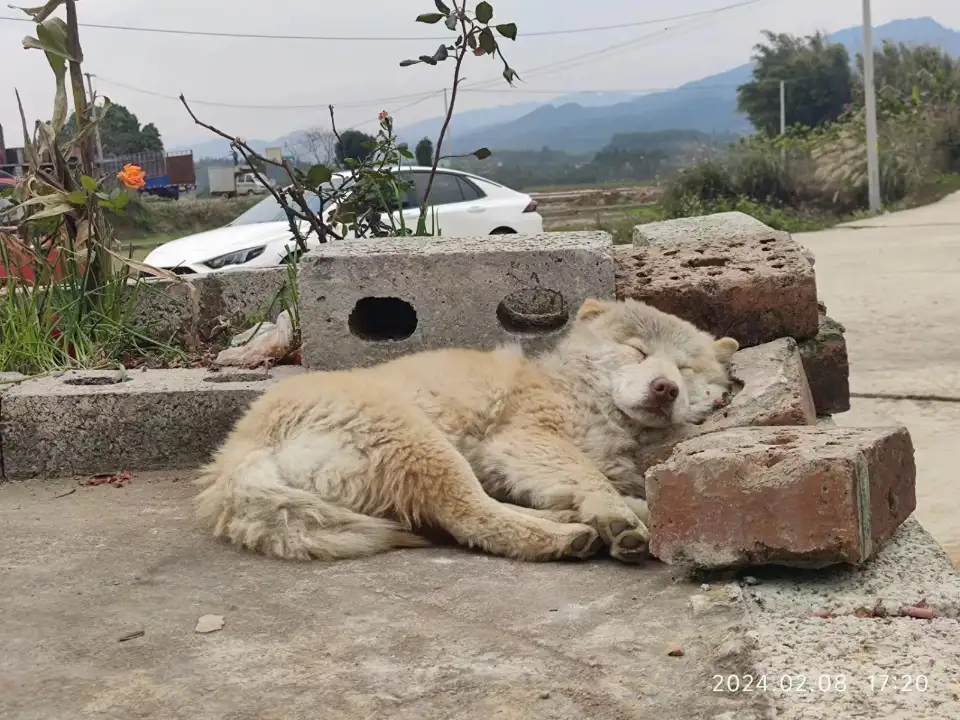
[297,232,616,370]
[0,367,304,480]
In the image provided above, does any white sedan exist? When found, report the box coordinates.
[143,166,543,275]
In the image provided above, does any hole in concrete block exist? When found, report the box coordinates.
[349,297,418,342]
[63,375,130,386]
[496,288,569,334]
[204,373,269,383]
[684,256,728,268]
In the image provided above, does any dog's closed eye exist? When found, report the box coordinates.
[624,341,648,357]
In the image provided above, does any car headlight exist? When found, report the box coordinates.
[203,246,266,269]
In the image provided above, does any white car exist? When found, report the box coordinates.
[143,166,543,275]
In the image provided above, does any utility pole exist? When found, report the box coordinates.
[84,72,105,166]
[862,0,882,213]
[779,80,786,163]
[442,88,451,167]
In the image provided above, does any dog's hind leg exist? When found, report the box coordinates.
[380,423,603,562]
[476,429,649,564]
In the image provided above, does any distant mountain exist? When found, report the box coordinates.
[175,17,960,160]
[449,16,960,154]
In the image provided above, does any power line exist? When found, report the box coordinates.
[459,1,764,92]
[93,75,443,110]
[0,1,768,42]
[461,78,812,96]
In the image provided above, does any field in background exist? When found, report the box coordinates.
[113,174,960,260]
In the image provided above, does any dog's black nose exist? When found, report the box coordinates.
[649,378,679,404]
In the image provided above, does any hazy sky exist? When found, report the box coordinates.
[2,0,959,149]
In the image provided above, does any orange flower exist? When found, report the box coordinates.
[117,164,145,190]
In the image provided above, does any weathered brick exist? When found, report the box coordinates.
[617,212,819,347]
[645,426,916,570]
[634,338,816,476]
[799,314,850,415]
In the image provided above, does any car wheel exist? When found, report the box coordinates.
[490,227,516,234]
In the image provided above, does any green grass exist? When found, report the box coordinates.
[1,266,186,375]
[112,196,258,243]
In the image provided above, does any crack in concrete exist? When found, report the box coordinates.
[851,392,960,404]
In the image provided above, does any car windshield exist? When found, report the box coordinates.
[227,178,346,226]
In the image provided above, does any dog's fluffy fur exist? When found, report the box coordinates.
[195,298,738,563]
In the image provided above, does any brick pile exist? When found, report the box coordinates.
[615,212,913,570]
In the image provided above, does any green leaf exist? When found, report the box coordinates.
[80,175,98,193]
[109,187,121,201]
[399,147,415,159]
[307,164,333,187]
[466,32,478,50]
[475,1,493,24]
[445,14,458,31]
[65,189,87,205]
[472,147,492,160]
[399,58,420,67]
[22,17,73,60]
[495,23,517,41]
[416,12,444,24]
[418,54,438,66]
[114,190,130,209]
[478,27,497,55]
[434,0,451,13]
[432,44,449,62]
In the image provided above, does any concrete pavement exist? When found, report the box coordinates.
[795,192,960,565]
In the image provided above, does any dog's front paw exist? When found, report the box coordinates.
[607,520,649,564]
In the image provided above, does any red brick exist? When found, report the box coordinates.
[634,339,816,476]
[645,426,916,570]
[616,212,819,347]
[799,314,850,415]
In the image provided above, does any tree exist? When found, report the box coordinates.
[737,31,853,136]
[415,137,434,166]
[294,128,338,166]
[65,101,164,156]
[855,41,960,109]
[335,130,376,164]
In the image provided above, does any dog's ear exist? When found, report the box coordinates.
[577,298,611,321]
[713,337,739,364]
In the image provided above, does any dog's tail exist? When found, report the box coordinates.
[195,448,428,561]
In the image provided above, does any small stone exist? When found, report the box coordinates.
[700,583,711,591]
[538,691,551,700]
[667,646,684,657]
[195,614,225,634]
[742,576,760,586]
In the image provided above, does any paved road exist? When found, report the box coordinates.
[795,193,960,565]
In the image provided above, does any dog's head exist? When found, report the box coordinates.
[562,298,739,428]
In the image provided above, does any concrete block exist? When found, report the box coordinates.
[617,212,819,347]
[645,425,916,570]
[297,232,615,370]
[0,367,304,480]
[634,338,817,476]
[799,314,850,415]
[131,267,287,343]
